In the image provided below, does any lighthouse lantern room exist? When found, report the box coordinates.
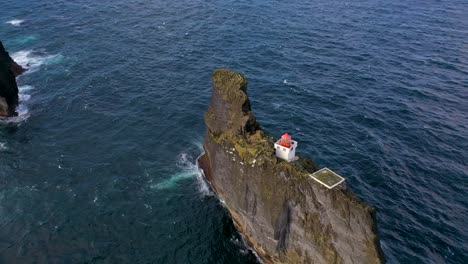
[274,133,298,162]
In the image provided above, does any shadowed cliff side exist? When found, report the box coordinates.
[0,40,26,116]
[199,69,385,264]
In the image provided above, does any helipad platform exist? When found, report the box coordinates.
[310,168,345,189]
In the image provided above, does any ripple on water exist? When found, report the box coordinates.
[0,0,467,263]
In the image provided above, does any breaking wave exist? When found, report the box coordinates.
[6,19,25,26]
[19,85,34,93]
[154,153,199,190]
[0,143,7,151]
[11,50,63,74]
[153,146,212,196]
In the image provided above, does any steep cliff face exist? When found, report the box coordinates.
[199,69,385,264]
[0,41,26,116]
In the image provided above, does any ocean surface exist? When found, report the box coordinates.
[0,0,467,263]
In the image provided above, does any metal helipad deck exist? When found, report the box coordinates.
[310,167,346,189]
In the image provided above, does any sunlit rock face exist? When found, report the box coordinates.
[0,40,26,116]
[199,69,385,264]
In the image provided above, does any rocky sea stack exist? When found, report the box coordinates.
[0,41,26,116]
[199,69,385,263]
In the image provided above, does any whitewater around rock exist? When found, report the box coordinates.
[0,40,26,117]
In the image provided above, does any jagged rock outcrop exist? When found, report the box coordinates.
[199,69,385,264]
[0,41,26,116]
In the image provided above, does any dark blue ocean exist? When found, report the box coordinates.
[0,0,467,263]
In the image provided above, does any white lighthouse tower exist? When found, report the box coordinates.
[274,133,298,162]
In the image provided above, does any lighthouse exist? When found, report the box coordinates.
[274,133,298,162]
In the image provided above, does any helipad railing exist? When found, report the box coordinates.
[310,167,346,189]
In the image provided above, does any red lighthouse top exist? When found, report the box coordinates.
[280,133,292,148]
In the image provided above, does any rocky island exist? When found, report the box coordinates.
[199,69,385,263]
[0,40,26,117]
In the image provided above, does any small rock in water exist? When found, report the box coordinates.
[0,97,8,116]
[0,40,26,116]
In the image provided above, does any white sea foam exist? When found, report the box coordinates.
[6,19,25,26]
[11,50,63,73]
[0,85,34,124]
[19,85,34,93]
[0,143,7,151]
[196,165,212,196]
[153,144,212,196]
[272,102,282,109]
[1,106,31,123]
[19,94,31,102]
